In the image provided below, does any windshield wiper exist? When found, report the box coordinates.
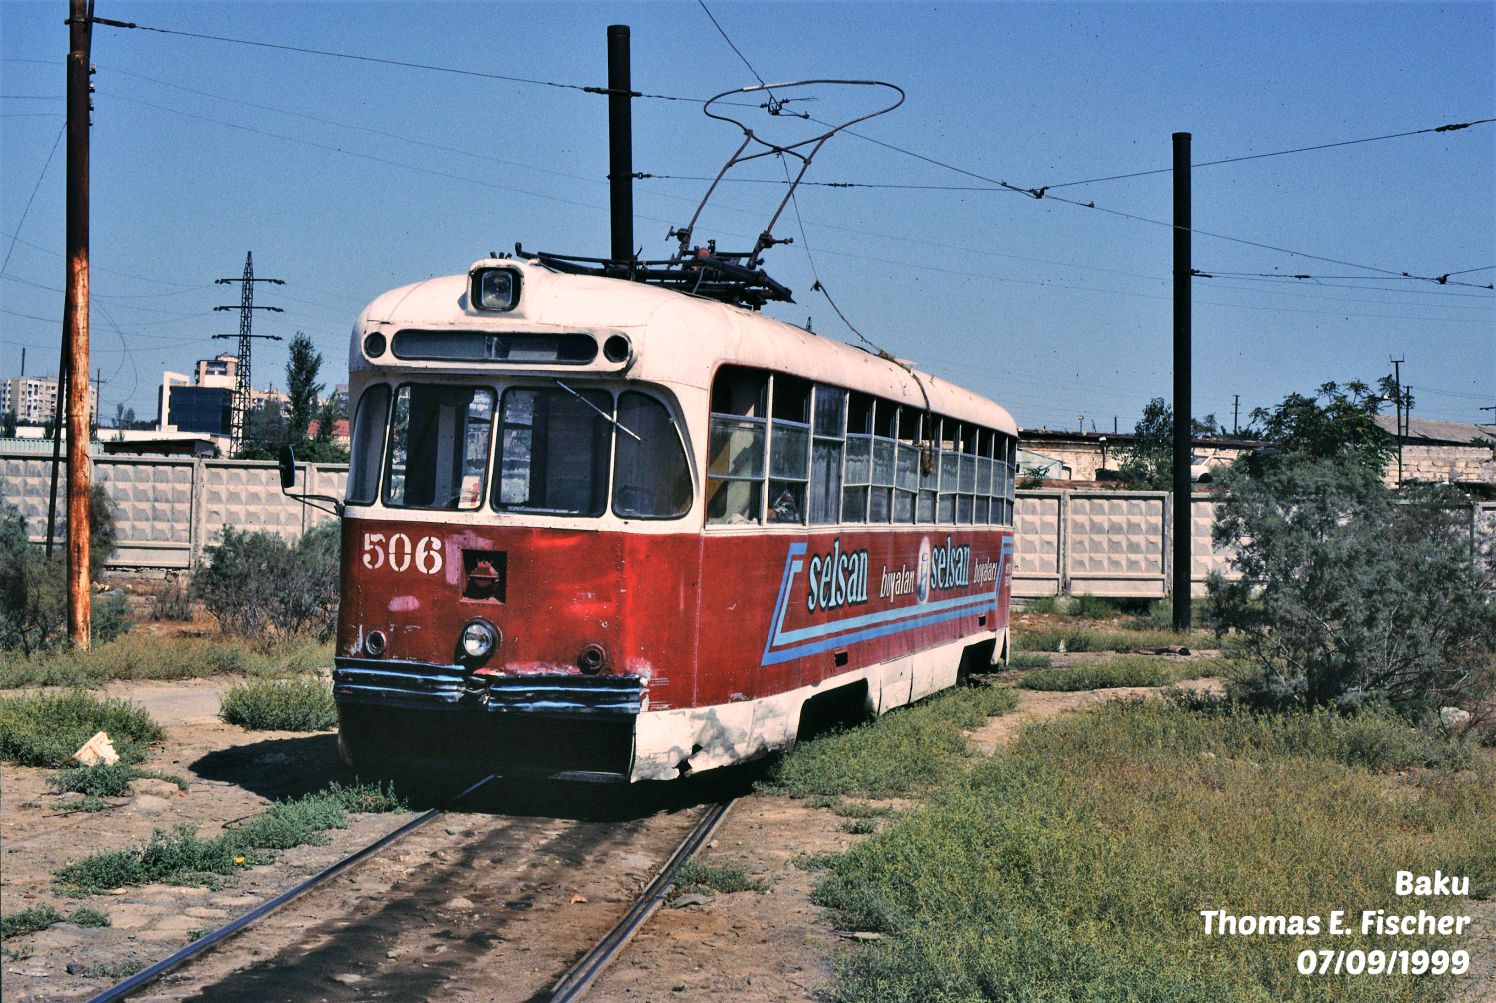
[553,379,641,442]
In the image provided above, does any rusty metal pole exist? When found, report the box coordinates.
[1171,131,1192,631]
[64,0,93,647]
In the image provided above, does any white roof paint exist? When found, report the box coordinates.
[353,258,1016,437]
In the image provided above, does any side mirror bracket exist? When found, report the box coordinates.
[277,443,345,517]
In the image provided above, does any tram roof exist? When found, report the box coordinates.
[355,258,1016,436]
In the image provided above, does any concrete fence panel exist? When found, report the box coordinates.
[95,457,195,569]
[1065,491,1167,597]
[1013,492,1062,596]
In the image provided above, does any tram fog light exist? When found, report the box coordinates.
[460,619,499,660]
[365,630,387,657]
[472,267,520,311]
[363,333,386,358]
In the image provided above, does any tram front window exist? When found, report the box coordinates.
[384,384,494,509]
[495,387,612,516]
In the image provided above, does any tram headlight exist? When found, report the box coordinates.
[472,267,520,312]
[459,619,499,661]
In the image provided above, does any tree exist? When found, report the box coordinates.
[0,409,16,438]
[1115,398,1222,490]
[285,332,324,448]
[1243,379,1397,476]
[1207,460,1495,719]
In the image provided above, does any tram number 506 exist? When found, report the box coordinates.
[362,532,443,574]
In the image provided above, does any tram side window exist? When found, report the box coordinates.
[975,428,993,524]
[613,392,692,519]
[842,392,873,524]
[918,414,939,523]
[937,421,959,523]
[809,386,846,525]
[495,387,611,516]
[768,375,811,524]
[894,406,920,524]
[707,367,768,524]
[347,384,390,505]
[868,400,897,523]
[384,384,494,510]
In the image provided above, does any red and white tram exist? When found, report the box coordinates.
[322,256,1017,782]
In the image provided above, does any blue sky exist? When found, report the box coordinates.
[2,1,1492,432]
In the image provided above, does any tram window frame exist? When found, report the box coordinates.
[383,383,496,511]
[809,385,846,525]
[894,406,920,524]
[707,367,769,525]
[937,420,959,524]
[346,383,391,506]
[493,384,613,517]
[842,392,874,524]
[612,391,693,520]
[868,399,897,524]
[767,374,812,525]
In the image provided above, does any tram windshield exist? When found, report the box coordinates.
[350,382,692,519]
[384,385,495,509]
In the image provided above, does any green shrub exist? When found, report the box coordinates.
[148,579,193,621]
[219,676,336,731]
[0,483,120,655]
[1209,461,1496,717]
[76,959,144,979]
[674,859,768,895]
[192,523,339,640]
[1,905,62,941]
[0,690,162,766]
[1019,655,1214,692]
[1005,651,1052,668]
[54,781,407,893]
[764,685,1017,799]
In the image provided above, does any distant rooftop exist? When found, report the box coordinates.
[1374,414,1496,446]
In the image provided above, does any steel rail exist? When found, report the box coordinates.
[84,773,498,1003]
[544,798,736,1003]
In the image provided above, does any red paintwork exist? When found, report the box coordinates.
[338,517,1013,713]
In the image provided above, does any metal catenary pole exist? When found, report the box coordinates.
[64,0,93,646]
[1171,132,1192,631]
[607,25,635,266]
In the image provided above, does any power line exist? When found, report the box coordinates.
[1044,119,1496,190]
[87,15,735,104]
[1192,269,1494,293]
[819,120,1495,290]
[0,123,64,278]
[697,1,768,89]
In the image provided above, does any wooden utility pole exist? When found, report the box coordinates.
[65,0,93,647]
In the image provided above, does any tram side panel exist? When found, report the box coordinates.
[641,526,1013,778]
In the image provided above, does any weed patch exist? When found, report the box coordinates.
[763,685,1017,799]
[1,905,62,941]
[0,635,331,689]
[1019,655,1215,691]
[811,700,1494,1002]
[675,859,768,895]
[70,907,110,928]
[219,676,336,731]
[1005,651,1052,669]
[76,959,145,979]
[1017,624,1215,653]
[53,781,406,893]
[47,763,187,798]
[0,691,161,767]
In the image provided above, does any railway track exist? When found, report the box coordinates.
[85,776,736,1003]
